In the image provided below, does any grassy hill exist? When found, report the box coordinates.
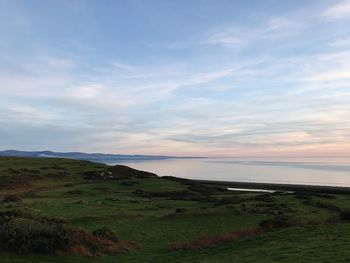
[1,156,350,262]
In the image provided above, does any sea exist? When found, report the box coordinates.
[103,157,350,187]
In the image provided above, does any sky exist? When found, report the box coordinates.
[0,0,350,157]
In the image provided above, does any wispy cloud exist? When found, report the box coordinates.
[65,84,102,99]
[323,0,350,19]
[298,50,350,83]
[203,16,306,48]
[329,37,350,47]
[1,105,57,126]
[112,61,136,71]
[204,28,246,48]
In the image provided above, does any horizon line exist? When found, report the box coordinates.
[1,149,350,159]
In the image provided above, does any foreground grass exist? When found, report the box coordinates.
[1,157,350,262]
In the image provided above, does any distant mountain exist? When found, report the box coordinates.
[0,150,200,162]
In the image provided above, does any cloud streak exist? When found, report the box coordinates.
[323,0,350,19]
[203,16,306,48]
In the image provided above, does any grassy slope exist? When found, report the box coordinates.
[0,157,350,262]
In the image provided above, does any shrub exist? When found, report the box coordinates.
[67,190,84,195]
[133,189,208,201]
[250,194,274,202]
[121,180,139,186]
[1,195,22,203]
[339,210,350,221]
[0,210,138,256]
[294,194,312,200]
[108,165,157,179]
[93,227,118,242]
[187,183,227,195]
[0,210,70,254]
[20,168,41,174]
[259,214,300,231]
[295,192,336,199]
[175,208,187,213]
[83,170,102,179]
[303,200,340,212]
[169,228,260,251]
[215,196,242,206]
[0,171,41,189]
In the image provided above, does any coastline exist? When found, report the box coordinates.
[197,179,350,194]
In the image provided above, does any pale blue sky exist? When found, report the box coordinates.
[1,0,350,156]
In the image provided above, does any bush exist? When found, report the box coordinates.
[67,190,84,195]
[187,183,227,195]
[0,210,138,256]
[303,200,340,212]
[83,170,99,179]
[259,214,300,231]
[2,195,22,203]
[0,171,41,189]
[121,180,139,186]
[250,194,274,202]
[0,210,70,254]
[169,228,260,251]
[93,227,118,242]
[215,196,242,206]
[133,189,209,201]
[340,210,350,221]
[108,165,157,179]
[175,208,187,213]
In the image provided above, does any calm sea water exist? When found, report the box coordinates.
[105,157,350,187]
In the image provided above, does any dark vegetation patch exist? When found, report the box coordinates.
[63,183,76,187]
[93,186,112,191]
[215,196,242,206]
[162,176,191,183]
[109,165,157,178]
[104,197,120,201]
[1,194,22,203]
[187,182,228,195]
[83,165,157,180]
[133,189,215,202]
[0,210,71,254]
[66,230,139,257]
[92,227,119,242]
[0,168,42,189]
[162,177,230,202]
[50,164,64,170]
[121,180,139,187]
[339,209,350,221]
[294,194,313,200]
[164,176,228,194]
[294,192,336,200]
[83,169,112,180]
[169,228,261,251]
[214,194,296,215]
[69,216,103,223]
[303,199,340,212]
[259,214,300,231]
[214,193,274,207]
[66,190,85,195]
[249,193,274,202]
[175,208,187,213]
[0,210,139,256]
[48,169,72,179]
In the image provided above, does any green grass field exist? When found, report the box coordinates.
[1,156,350,262]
